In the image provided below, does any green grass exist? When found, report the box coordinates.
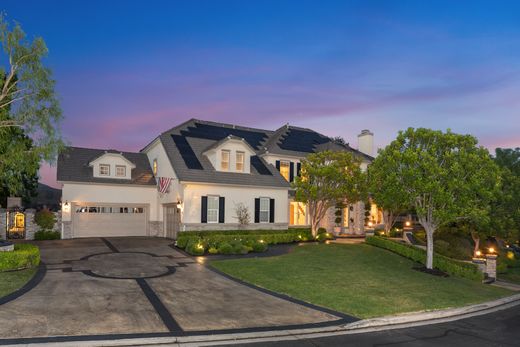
[0,268,37,298]
[500,267,520,284]
[211,243,512,318]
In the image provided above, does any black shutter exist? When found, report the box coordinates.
[275,160,280,171]
[219,197,225,223]
[269,199,275,223]
[289,162,294,182]
[297,162,301,177]
[254,198,260,223]
[201,196,208,223]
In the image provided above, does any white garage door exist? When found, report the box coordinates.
[73,204,147,238]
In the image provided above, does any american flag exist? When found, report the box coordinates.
[157,177,173,194]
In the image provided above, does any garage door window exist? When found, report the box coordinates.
[75,206,144,214]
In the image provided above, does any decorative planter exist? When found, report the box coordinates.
[0,240,14,252]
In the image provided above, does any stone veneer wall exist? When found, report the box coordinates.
[0,209,6,240]
[149,221,163,237]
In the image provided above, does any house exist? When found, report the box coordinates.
[57,119,378,239]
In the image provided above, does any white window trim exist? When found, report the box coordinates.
[259,197,270,223]
[99,164,110,176]
[207,195,219,224]
[221,150,230,171]
[115,165,126,177]
[236,151,245,172]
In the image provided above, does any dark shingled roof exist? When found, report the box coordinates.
[157,119,290,188]
[57,147,156,186]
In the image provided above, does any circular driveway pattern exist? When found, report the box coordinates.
[85,252,172,279]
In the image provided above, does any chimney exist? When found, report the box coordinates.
[357,129,374,156]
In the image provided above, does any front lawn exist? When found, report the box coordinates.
[0,268,37,298]
[211,243,512,318]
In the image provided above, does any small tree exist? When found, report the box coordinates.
[233,202,251,227]
[34,208,56,231]
[371,128,499,269]
[294,150,366,237]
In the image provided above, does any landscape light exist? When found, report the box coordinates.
[475,250,482,257]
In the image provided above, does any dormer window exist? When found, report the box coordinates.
[221,150,230,171]
[236,151,245,172]
[99,164,110,176]
[115,165,126,177]
[279,160,290,181]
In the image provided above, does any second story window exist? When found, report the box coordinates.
[99,164,110,176]
[153,159,158,176]
[279,160,290,181]
[236,151,245,172]
[116,165,126,177]
[221,150,230,171]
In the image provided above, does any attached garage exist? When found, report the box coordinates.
[73,204,148,238]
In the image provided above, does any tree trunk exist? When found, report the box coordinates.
[471,231,480,257]
[382,210,394,235]
[425,227,434,269]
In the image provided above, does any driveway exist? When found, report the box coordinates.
[0,237,352,343]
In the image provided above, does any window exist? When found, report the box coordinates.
[236,151,245,172]
[259,197,270,223]
[207,196,219,223]
[153,159,158,176]
[221,150,230,171]
[116,165,126,177]
[99,164,110,176]
[279,161,290,181]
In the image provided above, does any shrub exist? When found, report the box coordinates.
[0,244,40,272]
[176,228,313,253]
[208,247,219,255]
[366,236,484,281]
[34,230,61,240]
[388,229,403,238]
[316,232,334,243]
[252,241,268,252]
[185,240,205,256]
[218,242,234,255]
[34,209,56,230]
[317,227,327,235]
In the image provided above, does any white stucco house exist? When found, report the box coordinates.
[57,119,376,239]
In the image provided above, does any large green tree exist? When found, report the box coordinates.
[0,14,63,196]
[294,150,366,236]
[491,148,520,242]
[370,128,499,269]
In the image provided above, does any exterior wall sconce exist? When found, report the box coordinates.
[176,200,182,209]
[62,200,70,213]
[405,221,411,227]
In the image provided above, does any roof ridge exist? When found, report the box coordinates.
[63,146,144,155]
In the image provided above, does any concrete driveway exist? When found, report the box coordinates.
[0,237,352,342]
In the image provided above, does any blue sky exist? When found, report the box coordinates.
[3,1,520,187]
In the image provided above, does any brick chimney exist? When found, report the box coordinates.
[357,130,374,157]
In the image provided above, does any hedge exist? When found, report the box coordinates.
[34,230,61,240]
[177,228,312,255]
[366,236,484,281]
[0,244,41,272]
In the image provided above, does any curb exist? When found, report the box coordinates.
[5,293,520,347]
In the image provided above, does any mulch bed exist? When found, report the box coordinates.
[412,266,449,277]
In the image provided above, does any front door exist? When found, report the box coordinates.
[164,204,180,239]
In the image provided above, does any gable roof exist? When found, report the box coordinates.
[57,147,156,186]
[156,119,290,188]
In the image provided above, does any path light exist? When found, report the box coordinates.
[259,239,265,244]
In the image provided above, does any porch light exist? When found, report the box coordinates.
[176,200,182,209]
[367,221,373,227]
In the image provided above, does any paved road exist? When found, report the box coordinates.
[218,305,520,347]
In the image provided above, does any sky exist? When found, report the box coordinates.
[3,0,520,188]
